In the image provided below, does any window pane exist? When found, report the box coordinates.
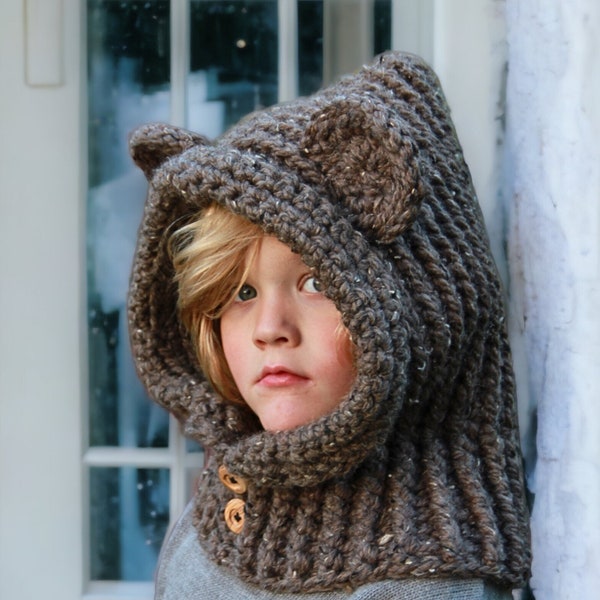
[298,0,324,95]
[90,467,170,581]
[188,0,278,135]
[374,0,392,55]
[87,0,171,448]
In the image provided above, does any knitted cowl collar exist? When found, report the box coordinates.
[128,52,531,591]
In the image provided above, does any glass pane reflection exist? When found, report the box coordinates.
[87,0,171,448]
[374,0,392,55]
[90,467,170,581]
[188,0,278,136]
[298,0,324,95]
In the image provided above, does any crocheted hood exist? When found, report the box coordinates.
[128,52,530,590]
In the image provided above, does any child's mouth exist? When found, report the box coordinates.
[257,367,308,387]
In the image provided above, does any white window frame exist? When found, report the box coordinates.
[0,1,505,599]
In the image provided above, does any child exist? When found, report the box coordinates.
[128,52,531,598]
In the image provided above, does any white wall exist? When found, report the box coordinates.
[0,0,85,598]
[504,0,600,598]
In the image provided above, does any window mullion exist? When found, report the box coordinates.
[169,0,194,529]
[168,416,189,525]
[278,0,298,101]
[171,0,190,126]
[84,446,173,468]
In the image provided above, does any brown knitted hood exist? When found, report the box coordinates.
[128,52,530,590]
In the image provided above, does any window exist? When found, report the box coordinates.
[85,0,392,594]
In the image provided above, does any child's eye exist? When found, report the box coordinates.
[302,276,323,294]
[235,284,257,302]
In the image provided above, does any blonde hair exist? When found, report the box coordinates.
[170,204,263,403]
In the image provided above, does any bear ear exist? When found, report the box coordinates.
[129,123,210,179]
[302,93,424,243]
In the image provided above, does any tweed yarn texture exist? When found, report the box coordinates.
[128,52,531,592]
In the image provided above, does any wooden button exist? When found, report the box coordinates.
[218,465,248,494]
[224,498,245,534]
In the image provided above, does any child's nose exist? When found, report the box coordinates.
[252,294,300,348]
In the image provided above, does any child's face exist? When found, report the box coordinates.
[219,236,355,431]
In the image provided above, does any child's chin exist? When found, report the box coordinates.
[257,400,333,432]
